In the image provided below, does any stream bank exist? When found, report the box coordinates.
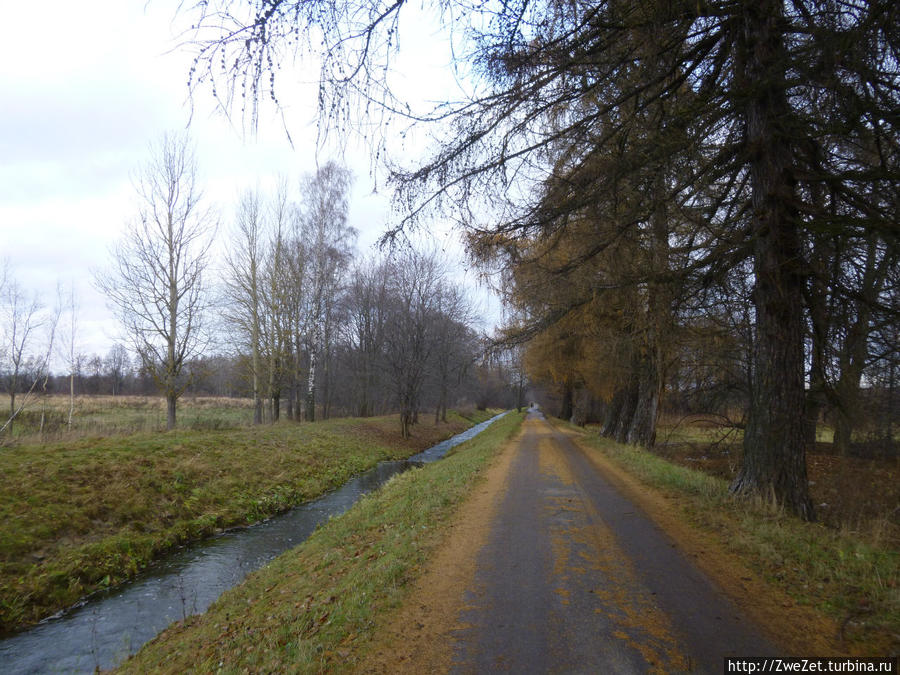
[1,412,509,674]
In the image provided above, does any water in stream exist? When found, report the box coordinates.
[0,413,506,674]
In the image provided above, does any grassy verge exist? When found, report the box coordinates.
[118,411,524,674]
[566,425,898,654]
[0,409,493,633]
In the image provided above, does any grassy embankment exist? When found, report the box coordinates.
[119,410,525,674]
[566,422,898,655]
[0,405,494,634]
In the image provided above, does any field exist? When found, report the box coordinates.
[0,395,494,634]
[3,395,257,442]
[653,414,899,542]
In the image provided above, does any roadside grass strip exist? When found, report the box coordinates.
[118,411,525,674]
[0,410,492,633]
[572,429,899,655]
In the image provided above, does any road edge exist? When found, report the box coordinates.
[354,417,530,673]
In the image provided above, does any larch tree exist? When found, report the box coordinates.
[182,0,898,518]
[96,132,215,431]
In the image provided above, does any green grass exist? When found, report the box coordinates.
[118,411,525,674]
[0,408,494,633]
[573,430,899,653]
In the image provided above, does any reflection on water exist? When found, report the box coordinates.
[0,413,505,674]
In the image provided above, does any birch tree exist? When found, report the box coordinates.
[56,281,79,430]
[297,162,355,421]
[96,132,215,431]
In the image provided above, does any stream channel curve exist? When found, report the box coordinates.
[1,412,508,674]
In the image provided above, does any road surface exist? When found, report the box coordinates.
[364,407,778,673]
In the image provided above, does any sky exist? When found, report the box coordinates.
[0,1,500,365]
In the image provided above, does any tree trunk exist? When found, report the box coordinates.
[436,381,448,424]
[322,350,331,421]
[614,384,638,444]
[627,358,660,447]
[831,236,883,455]
[167,392,177,430]
[68,372,75,430]
[833,352,865,455]
[400,402,411,439]
[167,215,179,433]
[8,390,15,436]
[601,388,626,438]
[251,325,262,425]
[252,368,262,426]
[804,246,829,449]
[627,188,668,448]
[730,0,813,520]
[560,383,574,421]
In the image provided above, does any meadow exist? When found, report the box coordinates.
[3,395,257,443]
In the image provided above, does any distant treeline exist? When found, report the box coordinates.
[20,347,519,419]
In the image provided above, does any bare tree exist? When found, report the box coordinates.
[261,206,289,421]
[223,189,267,424]
[104,344,130,397]
[343,255,391,417]
[95,132,215,430]
[298,162,355,421]
[383,247,445,438]
[0,274,59,438]
[431,282,476,423]
[56,281,80,430]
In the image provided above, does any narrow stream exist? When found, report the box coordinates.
[0,413,507,674]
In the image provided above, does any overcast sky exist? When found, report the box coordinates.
[0,1,498,364]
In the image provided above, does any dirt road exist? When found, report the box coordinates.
[364,408,778,673]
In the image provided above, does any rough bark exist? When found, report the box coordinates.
[627,358,660,447]
[601,388,627,438]
[730,0,813,520]
[560,383,574,422]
